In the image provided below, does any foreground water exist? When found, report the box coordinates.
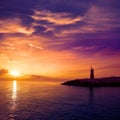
[0,80,120,120]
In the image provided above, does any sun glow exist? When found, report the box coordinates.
[10,70,21,77]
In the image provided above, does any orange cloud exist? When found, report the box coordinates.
[32,10,84,25]
[0,18,35,35]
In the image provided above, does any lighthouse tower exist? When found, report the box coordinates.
[90,66,94,80]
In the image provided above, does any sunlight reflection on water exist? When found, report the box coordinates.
[12,80,17,100]
[9,80,17,120]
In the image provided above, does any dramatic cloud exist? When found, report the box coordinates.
[54,4,120,36]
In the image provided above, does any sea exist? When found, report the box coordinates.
[0,80,120,120]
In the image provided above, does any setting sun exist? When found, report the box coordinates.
[10,70,21,77]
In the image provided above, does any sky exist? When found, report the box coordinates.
[0,0,120,79]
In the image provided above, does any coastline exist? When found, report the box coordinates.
[62,77,120,87]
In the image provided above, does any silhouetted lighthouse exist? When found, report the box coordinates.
[90,66,94,79]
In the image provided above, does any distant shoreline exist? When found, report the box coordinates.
[62,77,120,87]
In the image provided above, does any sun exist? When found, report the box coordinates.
[9,70,21,77]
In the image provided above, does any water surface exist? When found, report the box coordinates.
[0,80,120,120]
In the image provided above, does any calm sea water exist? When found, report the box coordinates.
[0,80,120,120]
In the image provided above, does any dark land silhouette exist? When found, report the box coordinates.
[62,67,120,87]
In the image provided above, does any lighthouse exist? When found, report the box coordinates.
[90,66,94,80]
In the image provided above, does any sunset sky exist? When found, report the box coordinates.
[0,0,120,79]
